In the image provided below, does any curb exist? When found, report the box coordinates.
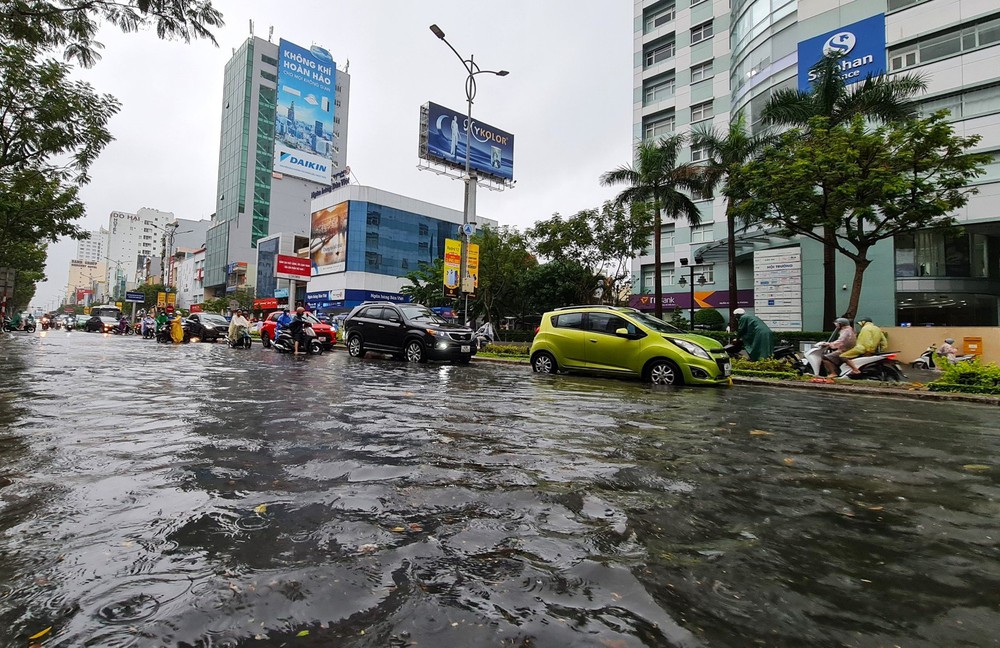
[472,356,999,406]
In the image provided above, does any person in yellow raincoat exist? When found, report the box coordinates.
[170,313,185,344]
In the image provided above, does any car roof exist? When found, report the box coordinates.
[550,305,639,314]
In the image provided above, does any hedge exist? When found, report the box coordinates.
[929,360,1000,395]
[732,370,800,380]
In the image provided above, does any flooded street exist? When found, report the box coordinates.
[1,331,999,647]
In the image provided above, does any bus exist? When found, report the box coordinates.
[90,304,123,320]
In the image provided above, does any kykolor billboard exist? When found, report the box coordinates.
[797,14,886,91]
[274,39,336,183]
[310,201,348,276]
[421,102,514,181]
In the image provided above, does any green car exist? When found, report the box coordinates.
[529,305,731,386]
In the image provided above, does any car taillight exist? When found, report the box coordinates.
[885,354,897,360]
[534,326,540,334]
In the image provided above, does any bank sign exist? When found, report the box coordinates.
[274,39,336,183]
[797,14,886,91]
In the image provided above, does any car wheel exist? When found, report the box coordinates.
[646,359,682,385]
[532,352,557,374]
[348,334,364,358]
[405,340,425,363]
[261,332,271,348]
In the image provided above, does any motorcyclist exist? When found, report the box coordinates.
[10,310,23,331]
[289,306,310,355]
[819,317,857,376]
[118,315,129,334]
[732,308,774,361]
[937,338,959,364]
[228,309,250,343]
[841,316,888,375]
[275,308,292,338]
[474,319,496,350]
[141,314,156,338]
[155,310,169,334]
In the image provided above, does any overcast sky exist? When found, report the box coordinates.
[32,0,634,309]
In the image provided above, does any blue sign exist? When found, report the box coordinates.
[274,39,336,183]
[422,102,514,181]
[797,14,886,91]
[274,288,289,299]
[305,290,330,301]
[125,291,145,303]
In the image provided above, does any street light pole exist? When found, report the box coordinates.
[678,257,706,330]
[430,24,508,326]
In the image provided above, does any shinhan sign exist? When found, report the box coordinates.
[797,14,886,91]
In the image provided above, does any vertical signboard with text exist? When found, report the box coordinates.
[465,243,479,298]
[753,248,802,331]
[443,239,462,298]
[274,39,336,184]
[310,202,348,275]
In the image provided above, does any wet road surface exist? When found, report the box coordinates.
[1,331,998,647]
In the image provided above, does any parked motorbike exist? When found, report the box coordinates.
[723,338,801,365]
[910,343,976,370]
[272,327,323,355]
[227,327,252,349]
[800,344,905,382]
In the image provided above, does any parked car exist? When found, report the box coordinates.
[529,305,731,386]
[183,313,228,342]
[259,311,335,349]
[342,301,476,364]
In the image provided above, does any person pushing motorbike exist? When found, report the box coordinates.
[732,308,774,361]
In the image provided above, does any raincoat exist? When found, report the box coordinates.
[170,315,184,344]
[155,313,168,332]
[841,322,887,359]
[736,313,774,361]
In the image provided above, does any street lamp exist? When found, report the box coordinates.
[429,23,508,325]
[678,256,706,330]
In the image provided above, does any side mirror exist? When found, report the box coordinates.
[388,316,400,324]
[615,327,632,338]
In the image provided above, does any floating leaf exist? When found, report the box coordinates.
[783,457,795,465]
[408,523,423,532]
[963,464,990,472]
[254,504,267,514]
[297,629,309,637]
[391,526,406,533]
[867,506,884,511]
[749,429,772,436]
[28,627,52,640]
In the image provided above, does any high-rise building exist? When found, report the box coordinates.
[106,207,174,297]
[75,227,108,264]
[204,36,351,299]
[632,0,1000,328]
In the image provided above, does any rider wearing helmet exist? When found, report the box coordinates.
[937,338,959,364]
[819,317,857,376]
[841,316,888,375]
[733,308,774,361]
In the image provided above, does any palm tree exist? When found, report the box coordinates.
[691,113,775,330]
[601,135,702,319]
[761,54,926,323]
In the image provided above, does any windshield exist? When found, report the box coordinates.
[201,314,229,325]
[628,311,686,334]
[92,306,122,319]
[400,305,448,325]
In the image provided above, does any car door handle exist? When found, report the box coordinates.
[589,338,598,343]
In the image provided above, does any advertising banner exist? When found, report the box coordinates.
[422,102,514,181]
[274,39,336,183]
[630,289,754,311]
[465,242,479,297]
[254,298,279,310]
[166,293,176,308]
[797,14,886,91]
[274,288,289,299]
[443,238,462,298]
[156,291,167,308]
[275,254,312,281]
[310,201,348,275]
[190,304,203,313]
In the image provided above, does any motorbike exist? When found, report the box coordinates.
[227,326,252,349]
[910,343,976,370]
[799,343,905,382]
[112,322,133,335]
[723,339,801,365]
[40,317,51,331]
[2,317,35,332]
[272,327,323,355]
[141,322,156,339]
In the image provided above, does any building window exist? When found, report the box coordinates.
[691,21,714,45]
[691,60,713,83]
[261,54,278,66]
[644,76,676,105]
[895,230,992,278]
[418,241,430,251]
[260,71,277,82]
[365,252,381,266]
[888,0,931,11]
[644,41,676,67]
[919,84,1000,121]
[643,3,675,33]
[691,100,713,122]
[691,144,710,162]
[889,15,1000,71]
[418,223,429,236]
[644,113,675,140]
[367,211,381,226]
[689,263,715,283]
[690,224,713,243]
[366,232,379,247]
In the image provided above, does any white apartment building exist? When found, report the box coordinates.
[106,207,174,297]
[174,247,206,309]
[633,0,1000,328]
[75,228,108,264]
[66,260,106,304]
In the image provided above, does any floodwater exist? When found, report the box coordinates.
[0,331,998,647]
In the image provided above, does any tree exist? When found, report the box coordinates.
[201,287,253,314]
[693,307,725,331]
[523,259,598,315]
[735,114,987,319]
[400,258,446,307]
[527,202,652,307]
[1,0,224,67]
[761,54,927,324]
[472,226,535,325]
[601,135,702,318]
[691,113,774,329]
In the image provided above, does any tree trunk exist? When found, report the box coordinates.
[823,226,837,325]
[726,204,738,330]
[653,209,663,320]
[845,253,870,322]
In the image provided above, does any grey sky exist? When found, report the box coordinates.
[33,0,634,309]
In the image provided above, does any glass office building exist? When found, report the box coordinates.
[632,0,1000,327]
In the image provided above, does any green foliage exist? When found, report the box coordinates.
[471,226,535,325]
[523,259,597,314]
[693,307,725,331]
[478,343,529,357]
[665,307,689,329]
[731,357,798,373]
[201,288,254,314]
[931,360,1000,395]
[400,258,446,307]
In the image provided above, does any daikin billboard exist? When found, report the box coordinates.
[420,102,514,181]
[274,39,336,183]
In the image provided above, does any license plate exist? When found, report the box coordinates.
[723,362,732,376]
[461,345,470,353]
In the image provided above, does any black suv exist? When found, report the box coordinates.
[343,302,476,364]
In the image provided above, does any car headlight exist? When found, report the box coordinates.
[427,329,445,337]
[203,324,215,329]
[667,337,712,360]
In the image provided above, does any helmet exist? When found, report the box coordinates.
[733,308,746,316]
[945,338,955,344]
[858,316,873,323]
[834,317,851,326]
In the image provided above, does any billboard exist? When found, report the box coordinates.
[310,201,348,275]
[753,248,802,331]
[797,14,886,91]
[420,102,514,181]
[443,238,462,298]
[275,254,312,281]
[465,242,479,297]
[274,39,336,183]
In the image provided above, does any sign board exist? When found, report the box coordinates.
[156,291,167,308]
[275,254,312,281]
[465,242,480,296]
[83,307,91,315]
[420,102,515,181]
[125,291,145,303]
[190,304,203,313]
[254,298,279,310]
[274,288,289,299]
[274,39,336,183]
[64,306,75,313]
[443,238,462,298]
[797,14,886,91]
[753,248,802,331]
[310,202,348,275]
